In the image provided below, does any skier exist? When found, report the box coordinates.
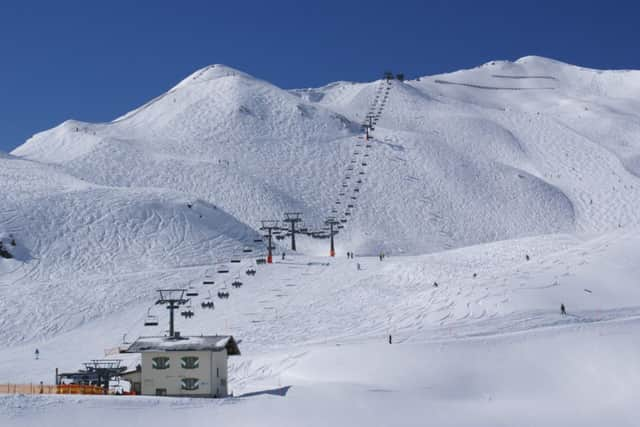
[34,349,39,360]
[388,334,392,344]
[282,252,286,261]
[560,303,566,316]
[525,254,530,261]
[357,262,361,271]
[433,281,439,288]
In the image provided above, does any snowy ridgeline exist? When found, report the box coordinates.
[2,57,640,426]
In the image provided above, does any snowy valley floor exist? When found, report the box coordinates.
[2,229,640,426]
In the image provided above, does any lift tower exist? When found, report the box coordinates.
[325,217,340,257]
[155,289,189,338]
[282,212,303,251]
[260,220,280,264]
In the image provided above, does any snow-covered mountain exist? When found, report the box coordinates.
[3,57,640,426]
[13,57,640,261]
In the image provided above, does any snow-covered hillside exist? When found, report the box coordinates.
[14,57,640,257]
[3,57,640,426]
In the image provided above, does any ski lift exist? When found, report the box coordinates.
[354,188,360,192]
[338,225,344,229]
[362,162,368,166]
[230,255,241,263]
[243,247,253,253]
[144,310,159,327]
[357,179,363,183]
[186,287,199,297]
[340,218,347,223]
[203,280,215,285]
[246,268,256,276]
[339,192,345,196]
[299,227,308,233]
[256,258,266,265]
[217,264,230,273]
[348,204,354,208]
[351,196,357,200]
[232,280,243,288]
[345,212,351,216]
[181,309,194,319]
[253,238,263,243]
[359,171,365,175]
[276,234,285,240]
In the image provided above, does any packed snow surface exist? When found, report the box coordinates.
[3,56,640,426]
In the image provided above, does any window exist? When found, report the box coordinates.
[181,378,199,391]
[155,388,167,396]
[152,357,170,370]
[181,356,199,370]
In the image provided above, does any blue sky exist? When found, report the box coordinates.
[1,0,639,152]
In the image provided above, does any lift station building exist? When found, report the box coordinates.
[123,334,240,397]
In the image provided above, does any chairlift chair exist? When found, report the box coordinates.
[217,264,230,273]
[186,287,199,297]
[144,313,159,327]
[230,256,241,263]
[243,247,253,253]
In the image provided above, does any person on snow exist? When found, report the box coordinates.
[560,303,566,316]
[34,349,39,360]
[282,252,286,260]
[433,281,439,288]
[357,262,361,270]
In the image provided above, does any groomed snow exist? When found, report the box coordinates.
[3,56,640,426]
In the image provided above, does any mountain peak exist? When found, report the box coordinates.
[171,64,258,91]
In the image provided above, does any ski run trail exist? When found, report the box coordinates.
[2,56,640,426]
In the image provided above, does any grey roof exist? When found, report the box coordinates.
[123,335,240,355]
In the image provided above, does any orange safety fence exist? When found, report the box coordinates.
[0,383,108,395]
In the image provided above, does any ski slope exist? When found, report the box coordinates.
[3,56,640,426]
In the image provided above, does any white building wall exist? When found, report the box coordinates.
[211,348,229,397]
[141,350,220,396]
